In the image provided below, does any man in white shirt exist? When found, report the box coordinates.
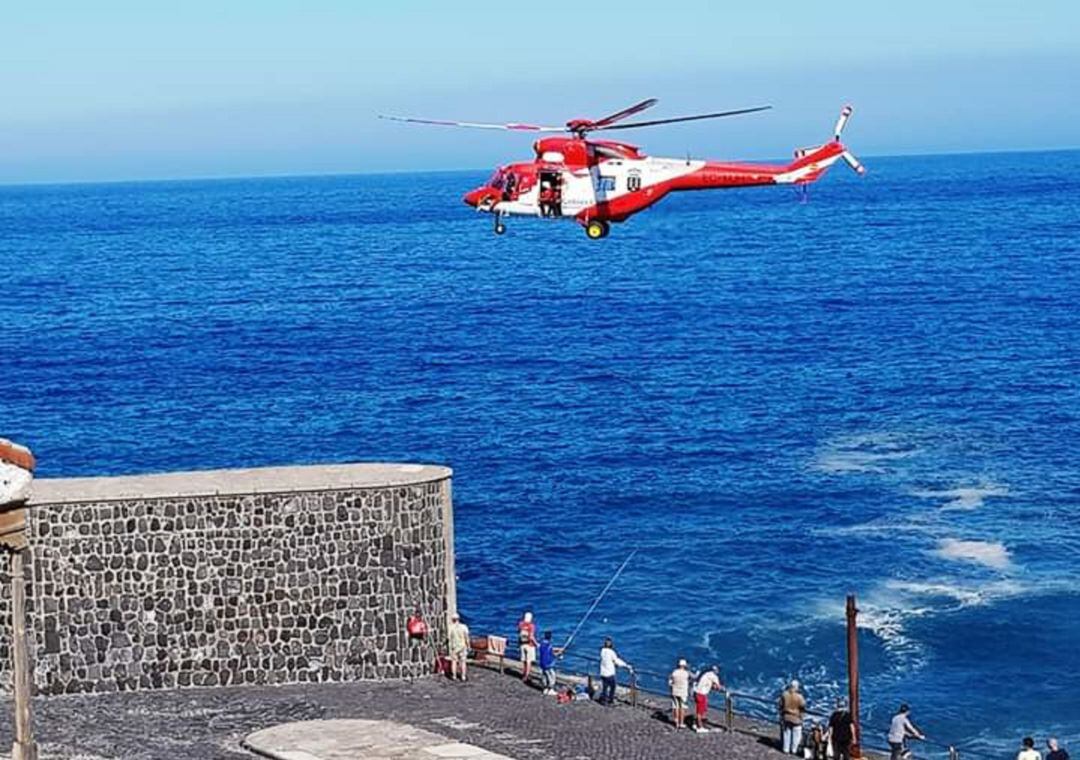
[693,665,724,733]
[669,659,691,729]
[598,637,631,706]
[1018,737,1042,760]
[888,704,925,760]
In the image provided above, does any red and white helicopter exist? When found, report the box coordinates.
[381,99,864,239]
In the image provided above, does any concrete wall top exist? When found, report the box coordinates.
[26,462,453,506]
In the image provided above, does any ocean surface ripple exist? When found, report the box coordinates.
[2,151,1079,754]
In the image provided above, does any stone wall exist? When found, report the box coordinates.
[0,463,455,695]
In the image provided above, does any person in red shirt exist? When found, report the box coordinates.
[517,611,537,683]
[539,179,555,217]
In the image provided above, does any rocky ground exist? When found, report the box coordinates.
[0,666,791,759]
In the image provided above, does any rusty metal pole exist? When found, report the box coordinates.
[846,594,862,760]
[11,547,38,760]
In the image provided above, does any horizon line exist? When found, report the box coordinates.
[2,145,1078,190]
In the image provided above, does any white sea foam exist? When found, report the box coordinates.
[883,579,1027,610]
[826,517,940,538]
[812,597,929,674]
[910,483,1009,510]
[933,538,1012,570]
[810,574,1033,678]
[812,433,920,475]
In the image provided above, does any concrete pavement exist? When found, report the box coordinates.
[244,718,515,760]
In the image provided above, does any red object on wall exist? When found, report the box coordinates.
[407,614,428,639]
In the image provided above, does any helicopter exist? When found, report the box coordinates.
[380,99,865,239]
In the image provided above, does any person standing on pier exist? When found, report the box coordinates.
[669,659,691,729]
[517,611,538,684]
[887,704,925,760]
[778,679,807,754]
[693,664,724,733]
[1046,739,1069,760]
[1018,738,1043,760]
[827,697,855,760]
[538,631,562,695]
[598,637,632,706]
[447,614,470,682]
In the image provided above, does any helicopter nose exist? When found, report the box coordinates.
[463,188,485,208]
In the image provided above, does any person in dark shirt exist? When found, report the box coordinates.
[828,698,855,760]
[1047,738,1069,760]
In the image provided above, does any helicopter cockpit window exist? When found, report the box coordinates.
[489,171,505,189]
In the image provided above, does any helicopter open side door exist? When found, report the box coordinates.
[537,169,564,217]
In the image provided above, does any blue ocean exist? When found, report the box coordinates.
[2,151,1078,756]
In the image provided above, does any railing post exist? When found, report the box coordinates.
[499,653,504,675]
[630,671,638,707]
[847,594,862,759]
[587,674,594,698]
[10,547,38,760]
[725,690,735,732]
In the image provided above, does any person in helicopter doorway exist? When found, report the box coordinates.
[502,172,517,202]
[539,178,555,217]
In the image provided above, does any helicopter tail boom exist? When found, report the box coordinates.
[773,105,866,184]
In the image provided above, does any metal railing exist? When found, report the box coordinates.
[469,639,996,760]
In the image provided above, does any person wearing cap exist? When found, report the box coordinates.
[827,697,856,760]
[517,611,538,683]
[693,664,724,733]
[447,613,470,682]
[598,637,631,705]
[778,679,807,754]
[669,659,691,729]
[888,704,925,760]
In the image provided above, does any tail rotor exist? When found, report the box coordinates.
[842,150,866,176]
[834,105,853,141]
[834,105,866,175]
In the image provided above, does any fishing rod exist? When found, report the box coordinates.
[560,548,638,656]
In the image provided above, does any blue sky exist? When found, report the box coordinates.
[2,1,1078,183]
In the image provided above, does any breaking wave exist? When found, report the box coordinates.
[910,483,1009,510]
[812,433,921,475]
[812,596,929,675]
[933,538,1012,570]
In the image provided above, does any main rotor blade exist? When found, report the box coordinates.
[590,98,660,129]
[378,115,565,132]
[594,105,772,131]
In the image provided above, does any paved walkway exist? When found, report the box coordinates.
[245,719,514,759]
[0,667,786,759]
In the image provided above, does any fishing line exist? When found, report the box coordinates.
[560,548,638,656]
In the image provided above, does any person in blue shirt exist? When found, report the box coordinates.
[538,630,562,695]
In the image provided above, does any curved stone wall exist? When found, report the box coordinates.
[0,463,455,695]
